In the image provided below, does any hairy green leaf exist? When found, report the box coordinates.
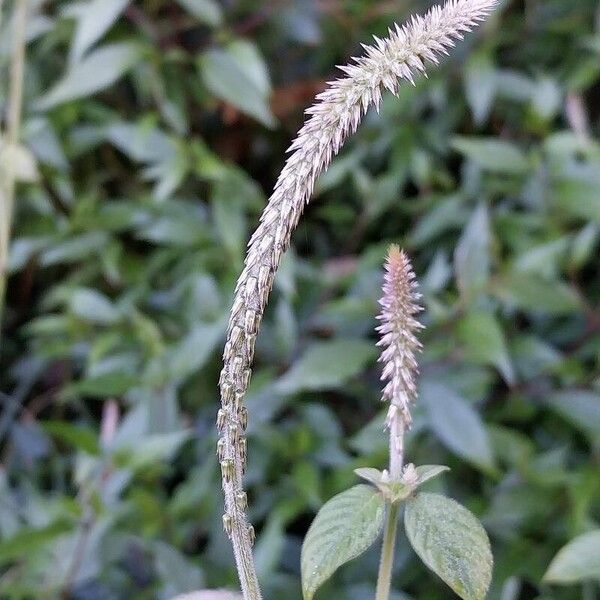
[301,485,384,600]
[405,493,493,600]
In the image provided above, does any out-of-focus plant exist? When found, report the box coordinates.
[0,0,28,336]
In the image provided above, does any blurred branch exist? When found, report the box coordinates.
[0,0,28,343]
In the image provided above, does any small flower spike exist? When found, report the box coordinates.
[377,246,424,479]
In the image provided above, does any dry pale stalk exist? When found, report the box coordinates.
[215,2,498,597]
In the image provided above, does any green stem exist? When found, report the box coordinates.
[0,0,28,341]
[375,501,400,600]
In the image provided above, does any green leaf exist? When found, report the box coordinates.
[353,467,412,501]
[0,520,73,566]
[420,381,496,473]
[35,42,142,110]
[40,232,109,266]
[176,0,222,25]
[457,311,515,384]
[212,177,248,258]
[543,530,600,584]
[454,204,491,301]
[200,47,276,128]
[405,493,493,600]
[153,540,204,595]
[123,430,192,469]
[301,485,385,600]
[570,222,599,270]
[354,465,449,500]
[254,512,286,579]
[464,55,496,125]
[532,76,561,120]
[227,40,272,96]
[70,371,138,398]
[70,288,119,324]
[546,390,600,442]
[42,421,100,455]
[275,339,376,395]
[70,0,129,62]
[354,467,387,487]
[452,137,529,174]
[493,273,580,315]
[551,177,600,221]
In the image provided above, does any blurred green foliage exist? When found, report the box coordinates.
[1,0,599,598]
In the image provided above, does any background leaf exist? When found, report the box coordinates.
[70,0,129,62]
[200,46,276,128]
[451,137,529,174]
[457,311,514,384]
[543,530,600,584]
[275,339,376,395]
[176,0,222,25]
[454,204,491,302]
[420,381,496,473]
[36,43,142,109]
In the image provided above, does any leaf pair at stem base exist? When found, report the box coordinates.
[301,473,492,600]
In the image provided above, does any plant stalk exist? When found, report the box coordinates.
[376,501,400,600]
[375,414,404,600]
[0,0,28,341]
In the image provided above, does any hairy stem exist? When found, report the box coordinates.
[215,2,497,597]
[376,501,400,600]
[0,0,28,341]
